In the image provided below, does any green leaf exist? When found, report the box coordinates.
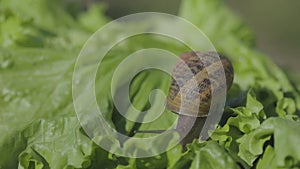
[237,117,300,167]
[276,98,296,117]
[256,146,277,169]
[171,141,239,169]
[78,3,109,32]
[18,117,117,169]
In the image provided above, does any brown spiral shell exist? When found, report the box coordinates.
[166,51,234,117]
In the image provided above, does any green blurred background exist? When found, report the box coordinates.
[93,0,300,80]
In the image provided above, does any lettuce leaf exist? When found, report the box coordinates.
[238,117,300,167]
[1,0,300,168]
[171,141,240,169]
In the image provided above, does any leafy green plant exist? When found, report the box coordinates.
[1,0,300,168]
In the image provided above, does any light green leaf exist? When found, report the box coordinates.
[256,146,277,169]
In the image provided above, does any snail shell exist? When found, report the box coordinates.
[166,51,234,117]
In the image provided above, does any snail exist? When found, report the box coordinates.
[136,51,234,147]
